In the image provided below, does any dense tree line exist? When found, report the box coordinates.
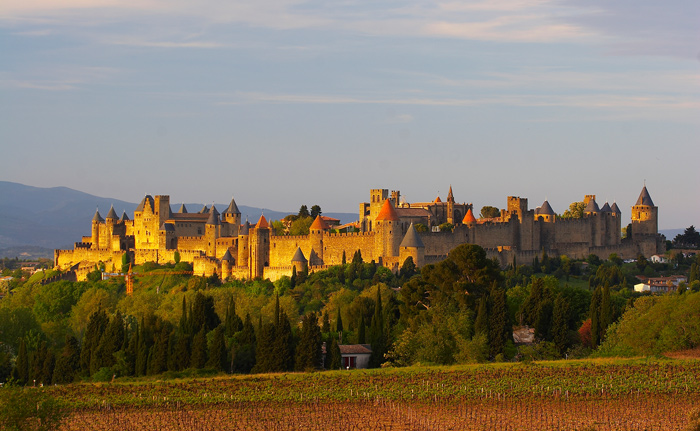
[1,244,698,385]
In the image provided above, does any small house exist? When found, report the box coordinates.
[339,344,372,369]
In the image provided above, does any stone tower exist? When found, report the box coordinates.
[399,222,425,267]
[250,215,270,279]
[309,215,329,265]
[205,206,221,257]
[222,197,241,236]
[291,247,308,275]
[631,186,658,238]
[446,185,455,224]
[91,209,104,249]
[237,221,251,270]
[374,199,401,263]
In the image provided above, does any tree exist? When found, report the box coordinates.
[479,206,500,219]
[121,253,130,273]
[207,326,228,371]
[190,326,208,369]
[369,286,385,368]
[474,296,488,336]
[438,223,454,232]
[298,205,310,218]
[674,225,700,248]
[295,313,322,371]
[488,287,509,358]
[590,286,602,347]
[224,298,243,336]
[14,338,29,385]
[551,294,570,356]
[310,205,322,218]
[328,338,342,370]
[80,310,108,374]
[561,202,585,219]
[414,223,428,233]
[0,387,67,431]
[335,308,343,333]
[52,336,80,384]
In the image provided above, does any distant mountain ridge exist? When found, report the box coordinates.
[0,181,357,252]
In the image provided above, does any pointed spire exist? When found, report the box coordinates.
[447,185,454,203]
[376,199,399,221]
[206,209,220,225]
[209,205,219,215]
[611,202,621,214]
[462,208,477,224]
[92,208,105,223]
[105,205,118,220]
[178,203,188,214]
[199,205,208,214]
[310,215,330,231]
[240,220,251,235]
[635,186,654,207]
[600,202,612,213]
[224,197,240,215]
[221,249,234,262]
[539,200,555,216]
[120,211,130,222]
[256,214,269,229]
[400,223,425,248]
[291,247,307,263]
[584,198,600,213]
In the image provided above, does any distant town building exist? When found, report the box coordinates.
[55,186,664,281]
[634,275,687,293]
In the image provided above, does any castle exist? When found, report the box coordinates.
[54,186,664,281]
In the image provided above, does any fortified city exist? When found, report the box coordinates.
[55,185,664,281]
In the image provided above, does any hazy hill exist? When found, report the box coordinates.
[0,181,356,255]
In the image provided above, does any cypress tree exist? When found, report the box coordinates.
[41,349,56,385]
[148,325,170,375]
[329,338,342,370]
[179,296,188,334]
[295,313,322,371]
[600,285,612,341]
[274,293,280,327]
[124,327,138,376]
[290,266,297,288]
[369,286,385,367]
[80,310,108,374]
[135,320,149,377]
[552,293,570,356]
[252,322,278,373]
[357,314,366,344]
[14,338,29,385]
[52,336,81,384]
[488,288,509,358]
[474,295,489,336]
[170,332,190,371]
[535,299,553,341]
[590,286,602,347]
[276,311,295,371]
[336,308,343,333]
[207,326,228,371]
[342,250,347,265]
[31,341,48,384]
[234,313,256,373]
[225,297,243,336]
[321,312,330,335]
[93,311,125,372]
[190,325,208,369]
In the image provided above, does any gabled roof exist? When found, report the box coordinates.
[92,209,105,223]
[400,223,425,248]
[539,200,555,216]
[291,247,307,263]
[584,198,600,213]
[221,249,234,262]
[206,209,220,225]
[105,205,118,220]
[135,195,154,212]
[178,203,188,214]
[600,202,612,213]
[310,215,330,230]
[635,186,655,206]
[434,196,442,203]
[223,197,240,215]
[462,208,477,224]
[240,221,251,235]
[376,199,399,221]
[161,222,175,232]
[256,214,269,229]
[120,211,130,221]
[339,344,372,355]
[611,202,621,214]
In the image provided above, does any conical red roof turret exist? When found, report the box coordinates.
[376,199,399,221]
[462,208,477,224]
[310,215,330,230]
[256,214,269,229]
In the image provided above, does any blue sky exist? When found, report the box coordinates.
[1,0,698,229]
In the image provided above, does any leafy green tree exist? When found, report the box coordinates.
[298,205,310,218]
[224,297,243,336]
[233,314,256,373]
[310,205,322,218]
[92,311,125,372]
[252,323,278,373]
[169,332,190,371]
[414,223,428,233]
[80,310,108,374]
[0,387,67,431]
[438,223,454,232]
[479,206,500,219]
[474,296,488,336]
[560,202,585,219]
[289,216,313,236]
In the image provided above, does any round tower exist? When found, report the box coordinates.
[250,215,270,279]
[291,247,308,275]
[222,196,242,236]
[238,220,250,270]
[220,249,234,280]
[374,199,401,261]
[309,215,329,265]
[399,222,425,267]
[91,208,104,249]
[205,206,221,257]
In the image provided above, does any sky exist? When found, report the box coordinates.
[1,0,698,229]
